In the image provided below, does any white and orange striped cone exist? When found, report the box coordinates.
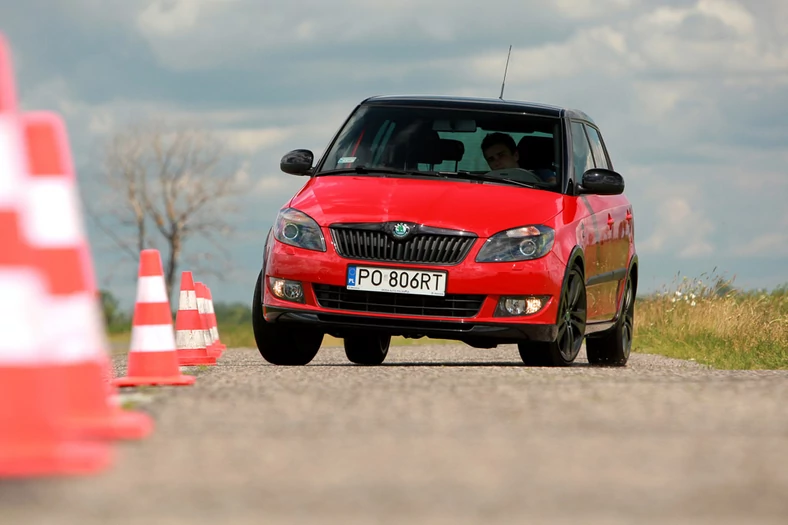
[22,112,153,441]
[113,249,196,387]
[205,286,226,354]
[0,33,113,477]
[195,282,220,358]
[175,271,217,366]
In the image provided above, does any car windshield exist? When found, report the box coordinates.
[316,104,563,190]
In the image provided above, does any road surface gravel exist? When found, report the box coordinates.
[3,343,788,525]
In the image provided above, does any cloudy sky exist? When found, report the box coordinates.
[2,0,786,308]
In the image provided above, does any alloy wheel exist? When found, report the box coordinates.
[557,268,587,363]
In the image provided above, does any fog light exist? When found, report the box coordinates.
[494,295,549,317]
[268,277,304,303]
[504,298,526,315]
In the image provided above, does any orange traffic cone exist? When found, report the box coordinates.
[114,249,196,387]
[175,271,216,366]
[0,213,113,477]
[22,113,153,441]
[0,33,112,476]
[205,286,226,354]
[195,282,220,358]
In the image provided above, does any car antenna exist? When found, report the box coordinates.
[499,44,512,100]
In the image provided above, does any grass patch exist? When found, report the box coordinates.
[633,274,788,370]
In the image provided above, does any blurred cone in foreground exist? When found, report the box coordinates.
[175,271,217,366]
[205,286,226,354]
[0,33,112,476]
[114,249,196,387]
[0,213,113,477]
[22,113,153,441]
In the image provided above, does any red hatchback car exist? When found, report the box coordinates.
[252,95,637,367]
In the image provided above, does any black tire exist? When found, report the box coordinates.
[252,270,323,365]
[586,271,634,366]
[344,332,391,365]
[517,264,587,367]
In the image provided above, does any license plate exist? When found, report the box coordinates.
[346,265,447,297]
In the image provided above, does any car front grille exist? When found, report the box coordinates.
[329,225,476,265]
[313,284,485,318]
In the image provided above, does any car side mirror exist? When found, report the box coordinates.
[280,149,314,176]
[579,168,624,195]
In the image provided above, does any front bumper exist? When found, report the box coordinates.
[262,237,566,343]
[264,306,559,343]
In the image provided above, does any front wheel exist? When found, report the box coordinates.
[252,270,323,365]
[518,265,587,366]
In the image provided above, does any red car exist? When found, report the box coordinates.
[252,95,637,367]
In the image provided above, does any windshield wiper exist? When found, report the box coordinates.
[318,166,540,188]
[434,170,540,189]
[318,166,421,176]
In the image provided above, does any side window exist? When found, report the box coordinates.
[570,121,594,182]
[584,125,609,170]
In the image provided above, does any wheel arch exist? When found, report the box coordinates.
[628,253,639,299]
[568,245,586,278]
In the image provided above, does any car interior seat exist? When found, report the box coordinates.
[404,128,443,169]
[437,139,464,171]
[517,135,555,172]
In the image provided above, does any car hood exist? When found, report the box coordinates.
[288,175,563,238]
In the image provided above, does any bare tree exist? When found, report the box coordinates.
[87,119,248,302]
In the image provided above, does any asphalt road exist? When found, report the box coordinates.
[3,342,788,525]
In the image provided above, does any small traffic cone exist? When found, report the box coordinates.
[114,249,196,387]
[195,282,220,358]
[0,33,112,476]
[205,286,226,354]
[175,271,216,366]
[22,112,153,441]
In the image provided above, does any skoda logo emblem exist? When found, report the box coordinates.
[392,223,410,239]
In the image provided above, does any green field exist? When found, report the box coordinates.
[633,275,788,370]
[105,274,788,369]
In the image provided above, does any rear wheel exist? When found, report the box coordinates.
[586,271,634,366]
[252,270,323,365]
[518,265,587,367]
[344,332,391,365]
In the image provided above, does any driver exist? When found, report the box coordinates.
[481,132,520,170]
[481,132,556,184]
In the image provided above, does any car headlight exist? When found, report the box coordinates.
[475,225,555,262]
[273,207,326,252]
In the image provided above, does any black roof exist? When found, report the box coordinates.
[360,94,595,124]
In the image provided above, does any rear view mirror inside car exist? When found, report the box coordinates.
[432,119,476,132]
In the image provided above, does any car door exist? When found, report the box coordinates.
[580,122,631,320]
[568,120,605,321]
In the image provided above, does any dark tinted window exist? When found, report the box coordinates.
[570,121,594,182]
[317,105,563,190]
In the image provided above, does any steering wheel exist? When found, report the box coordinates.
[483,167,544,184]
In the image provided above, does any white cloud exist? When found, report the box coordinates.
[553,0,638,19]
[219,128,296,154]
[638,191,715,259]
[697,0,756,35]
[130,0,579,72]
[253,175,299,195]
[136,0,203,35]
[457,27,642,85]
[733,232,788,257]
[632,1,786,74]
